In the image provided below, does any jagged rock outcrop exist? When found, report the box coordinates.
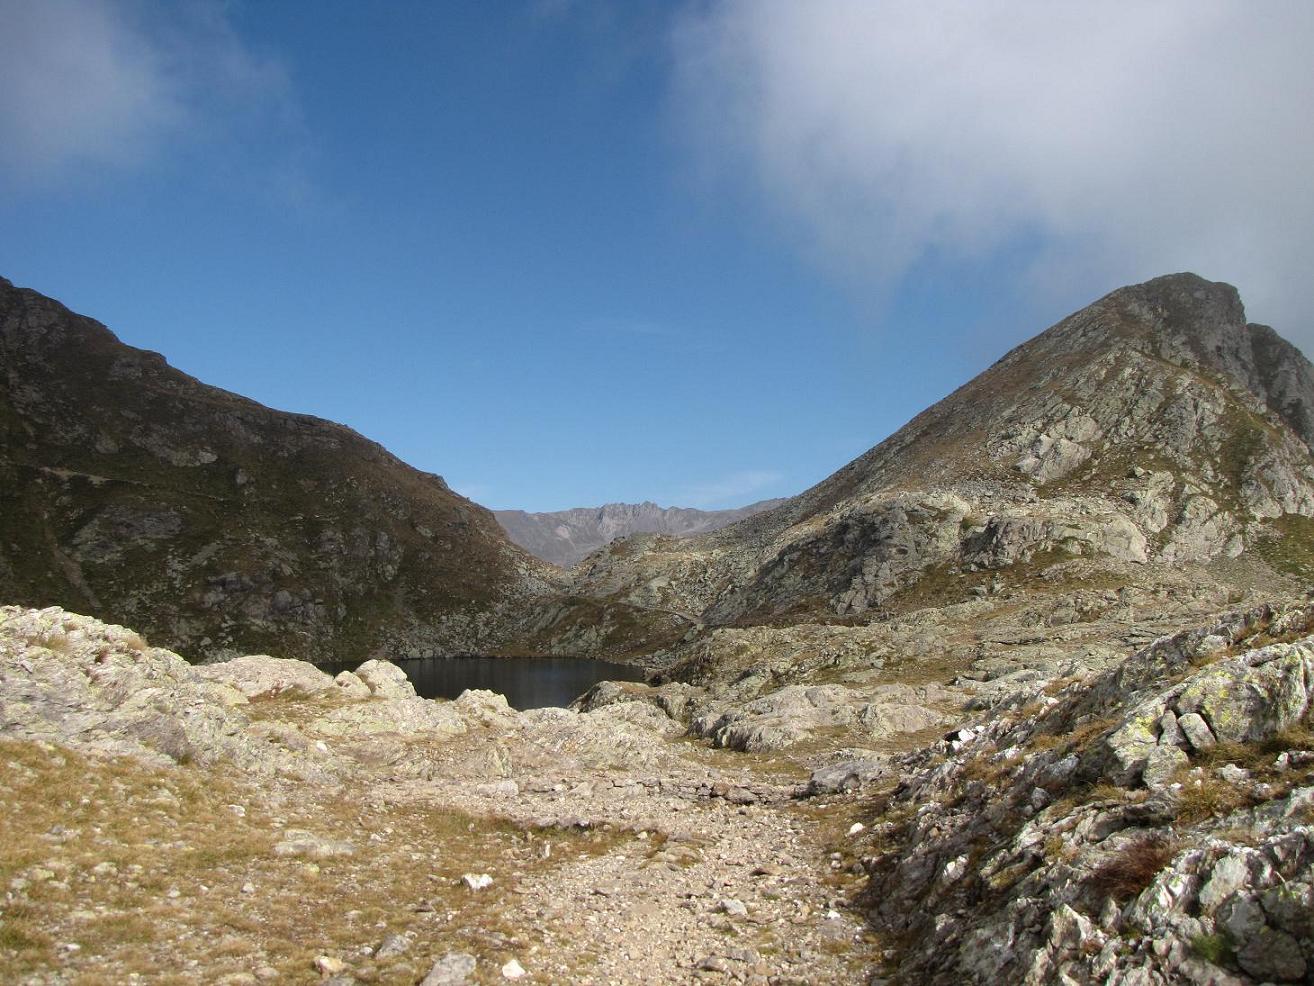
[0,605,690,779]
[857,601,1314,985]
[0,605,322,777]
[0,603,893,984]
[570,274,1314,677]
[495,499,786,568]
[0,277,559,663]
[688,682,949,753]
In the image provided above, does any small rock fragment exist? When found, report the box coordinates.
[375,934,410,959]
[420,953,477,986]
[313,955,346,977]
[1177,712,1217,752]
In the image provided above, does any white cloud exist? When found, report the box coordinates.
[671,1,1314,337]
[680,469,784,508]
[0,0,302,188]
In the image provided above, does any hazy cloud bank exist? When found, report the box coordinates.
[0,0,302,190]
[671,1,1314,336]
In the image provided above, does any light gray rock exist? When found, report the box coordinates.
[452,688,518,727]
[1176,712,1217,751]
[272,830,355,860]
[420,952,477,985]
[1236,925,1306,982]
[858,602,1314,986]
[1142,745,1188,790]
[195,655,335,699]
[311,699,465,738]
[692,683,948,753]
[1157,710,1183,747]
[0,607,323,779]
[807,757,890,795]
[374,934,410,959]
[353,660,416,699]
[332,671,371,700]
[1173,643,1314,743]
[720,898,748,917]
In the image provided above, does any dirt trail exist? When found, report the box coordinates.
[2,718,885,985]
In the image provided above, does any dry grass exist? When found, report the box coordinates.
[1173,774,1251,825]
[1087,835,1178,903]
[1195,724,1314,775]
[0,739,624,984]
[1043,675,1083,698]
[1163,724,1314,824]
[1028,715,1119,756]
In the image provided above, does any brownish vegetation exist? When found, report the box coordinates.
[1087,835,1179,902]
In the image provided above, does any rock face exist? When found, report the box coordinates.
[0,605,316,776]
[571,274,1314,673]
[494,499,787,568]
[0,276,559,663]
[858,601,1314,985]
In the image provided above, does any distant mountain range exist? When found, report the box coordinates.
[495,499,787,568]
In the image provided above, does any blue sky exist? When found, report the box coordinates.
[2,2,1311,511]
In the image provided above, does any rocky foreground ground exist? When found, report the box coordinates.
[3,599,1314,985]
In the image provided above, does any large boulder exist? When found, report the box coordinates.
[353,659,417,699]
[692,683,948,753]
[195,654,335,699]
[0,606,318,777]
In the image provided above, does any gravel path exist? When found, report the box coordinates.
[377,768,880,985]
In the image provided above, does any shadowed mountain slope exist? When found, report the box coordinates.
[0,276,558,663]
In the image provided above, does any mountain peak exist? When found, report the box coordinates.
[573,273,1314,629]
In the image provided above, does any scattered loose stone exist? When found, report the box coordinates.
[375,934,410,959]
[421,952,477,985]
[720,898,748,917]
[313,955,346,977]
[272,831,355,860]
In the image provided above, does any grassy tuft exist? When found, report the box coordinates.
[1087,835,1178,902]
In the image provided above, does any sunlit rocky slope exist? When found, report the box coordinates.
[564,274,1314,686]
[4,596,1313,984]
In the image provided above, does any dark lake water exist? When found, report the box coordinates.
[315,656,648,710]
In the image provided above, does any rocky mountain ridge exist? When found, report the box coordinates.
[566,274,1314,677]
[0,276,560,664]
[495,498,787,568]
[859,600,1314,985]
